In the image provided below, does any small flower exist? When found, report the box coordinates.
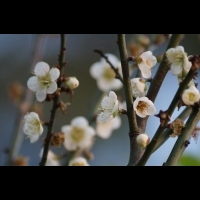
[39,149,60,166]
[27,61,60,102]
[65,77,79,89]
[90,53,122,92]
[98,91,119,123]
[136,51,157,78]
[130,78,146,98]
[69,157,89,166]
[96,116,121,139]
[23,112,43,143]
[166,46,192,75]
[61,116,95,151]
[133,97,156,118]
[136,133,150,148]
[181,85,200,106]
[169,118,185,138]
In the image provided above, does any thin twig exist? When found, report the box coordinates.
[94,49,123,83]
[39,34,66,166]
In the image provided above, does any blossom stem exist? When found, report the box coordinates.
[137,57,199,166]
[117,34,141,165]
[94,49,123,83]
[164,107,200,166]
[39,34,66,166]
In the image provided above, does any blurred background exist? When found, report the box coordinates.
[0,34,199,166]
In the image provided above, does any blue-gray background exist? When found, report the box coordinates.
[0,34,199,166]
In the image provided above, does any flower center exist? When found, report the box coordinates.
[188,92,195,101]
[27,119,41,133]
[136,101,149,113]
[146,60,151,67]
[70,127,85,142]
[71,162,86,166]
[38,74,51,88]
[103,68,115,81]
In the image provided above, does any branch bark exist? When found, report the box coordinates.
[39,34,66,166]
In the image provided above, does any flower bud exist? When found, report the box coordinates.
[136,133,150,148]
[65,77,79,89]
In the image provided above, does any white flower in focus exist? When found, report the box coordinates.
[166,46,192,75]
[90,54,122,92]
[133,97,156,118]
[136,133,150,148]
[98,91,119,123]
[136,51,157,78]
[27,62,60,102]
[130,78,146,98]
[23,112,43,143]
[69,157,89,166]
[61,116,95,151]
[181,85,200,106]
[96,116,121,139]
[65,77,79,89]
[39,149,60,166]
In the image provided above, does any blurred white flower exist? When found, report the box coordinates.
[69,157,89,166]
[166,46,192,75]
[39,149,60,166]
[181,85,200,106]
[23,112,43,143]
[136,133,150,148]
[133,97,156,118]
[136,51,157,78]
[96,116,121,139]
[61,116,95,151]
[27,61,60,102]
[98,91,119,123]
[65,77,79,89]
[130,78,146,98]
[90,53,122,92]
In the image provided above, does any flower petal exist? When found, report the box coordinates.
[29,134,40,143]
[71,116,88,128]
[171,64,182,75]
[147,104,156,115]
[90,61,104,79]
[29,112,40,121]
[34,62,50,77]
[109,91,117,101]
[27,76,40,92]
[36,88,47,102]
[49,68,60,81]
[47,81,57,94]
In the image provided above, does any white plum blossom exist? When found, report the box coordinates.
[27,61,60,102]
[136,133,150,148]
[61,116,95,151]
[166,46,192,75]
[96,116,121,139]
[133,97,156,118]
[130,78,146,98]
[136,51,157,79]
[23,112,43,143]
[69,157,89,166]
[65,77,79,89]
[98,91,119,123]
[181,85,200,106]
[90,53,122,92]
[39,149,60,166]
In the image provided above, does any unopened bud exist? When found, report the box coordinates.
[50,132,65,147]
[136,133,150,148]
[65,77,79,89]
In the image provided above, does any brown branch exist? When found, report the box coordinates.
[94,49,123,82]
[39,34,66,166]
[117,34,141,166]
